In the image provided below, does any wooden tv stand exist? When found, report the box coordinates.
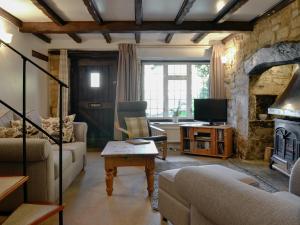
[180,124,233,159]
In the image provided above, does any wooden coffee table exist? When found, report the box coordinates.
[101,141,159,196]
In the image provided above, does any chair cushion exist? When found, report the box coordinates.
[124,117,149,138]
[53,150,73,179]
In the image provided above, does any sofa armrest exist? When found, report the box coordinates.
[73,122,88,143]
[290,158,300,197]
[0,138,51,162]
[175,167,300,225]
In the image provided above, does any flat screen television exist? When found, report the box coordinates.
[194,99,227,125]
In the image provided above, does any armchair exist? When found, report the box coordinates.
[116,101,168,160]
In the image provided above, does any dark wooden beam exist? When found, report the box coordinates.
[32,50,49,62]
[135,0,143,25]
[165,33,174,43]
[31,0,66,25]
[213,0,249,23]
[31,0,82,43]
[0,7,23,27]
[191,0,248,43]
[191,32,207,44]
[20,21,253,33]
[135,33,141,43]
[67,33,82,43]
[82,0,112,43]
[82,0,104,23]
[250,0,295,24]
[165,0,196,43]
[33,33,52,43]
[135,0,143,43]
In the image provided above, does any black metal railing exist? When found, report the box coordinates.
[0,39,67,225]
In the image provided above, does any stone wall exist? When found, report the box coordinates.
[223,1,300,159]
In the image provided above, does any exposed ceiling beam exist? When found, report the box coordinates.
[191,0,248,43]
[82,0,112,43]
[250,0,295,23]
[20,21,253,33]
[0,7,23,27]
[191,32,208,44]
[165,0,196,43]
[33,33,51,43]
[135,0,143,43]
[31,0,81,43]
[0,7,51,44]
[213,0,249,23]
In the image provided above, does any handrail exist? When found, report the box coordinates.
[0,40,66,225]
[0,100,60,145]
[0,39,68,88]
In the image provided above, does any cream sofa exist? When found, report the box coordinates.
[0,110,87,212]
[159,161,300,225]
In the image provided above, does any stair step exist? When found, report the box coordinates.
[0,176,29,202]
[3,203,63,225]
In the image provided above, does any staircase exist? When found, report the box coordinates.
[0,177,63,225]
[0,39,68,225]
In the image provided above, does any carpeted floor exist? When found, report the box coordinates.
[151,155,289,210]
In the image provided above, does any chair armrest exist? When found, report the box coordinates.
[150,125,167,136]
[290,158,300,196]
[0,138,51,162]
[175,167,300,225]
[73,122,88,143]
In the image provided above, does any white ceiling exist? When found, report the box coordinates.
[0,0,283,45]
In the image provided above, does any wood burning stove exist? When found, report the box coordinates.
[271,119,300,175]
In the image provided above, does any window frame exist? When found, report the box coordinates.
[142,60,210,120]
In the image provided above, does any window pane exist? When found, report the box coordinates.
[90,72,100,88]
[191,64,210,112]
[144,65,164,117]
[168,64,187,76]
[168,80,187,117]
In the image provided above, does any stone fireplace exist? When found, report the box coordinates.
[226,41,300,160]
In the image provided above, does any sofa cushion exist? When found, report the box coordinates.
[10,120,39,138]
[159,168,189,207]
[0,110,13,127]
[273,191,300,207]
[50,142,85,163]
[53,150,73,179]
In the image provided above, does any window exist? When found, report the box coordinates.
[90,72,100,88]
[143,62,210,118]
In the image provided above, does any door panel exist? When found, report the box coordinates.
[70,53,118,149]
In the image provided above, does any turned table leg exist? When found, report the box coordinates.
[145,158,155,196]
[113,167,117,177]
[105,168,114,196]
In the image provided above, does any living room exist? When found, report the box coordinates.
[0,0,300,225]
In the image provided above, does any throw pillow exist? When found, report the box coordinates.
[10,120,39,138]
[124,117,150,139]
[0,127,22,138]
[41,114,76,143]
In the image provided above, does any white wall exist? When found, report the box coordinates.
[0,19,49,117]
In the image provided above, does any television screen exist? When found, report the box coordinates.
[194,99,227,123]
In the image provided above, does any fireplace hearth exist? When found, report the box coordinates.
[271,119,300,175]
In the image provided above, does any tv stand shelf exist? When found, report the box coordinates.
[180,124,233,159]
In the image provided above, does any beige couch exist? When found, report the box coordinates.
[159,161,300,225]
[0,110,87,212]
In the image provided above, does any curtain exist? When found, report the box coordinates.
[57,49,69,117]
[48,54,59,116]
[209,44,226,99]
[114,44,140,139]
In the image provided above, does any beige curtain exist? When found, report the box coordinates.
[114,44,140,139]
[116,44,140,101]
[210,44,226,99]
[57,49,69,117]
[48,54,60,116]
